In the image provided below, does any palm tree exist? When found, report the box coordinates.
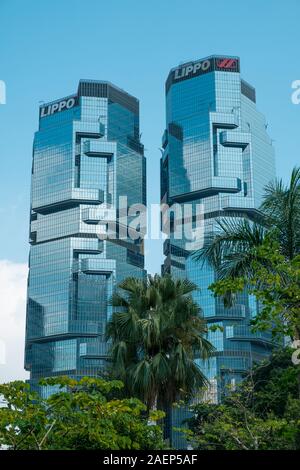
[193,167,300,398]
[261,167,300,260]
[194,166,300,278]
[106,274,214,426]
[195,218,268,281]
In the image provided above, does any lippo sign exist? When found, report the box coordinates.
[174,58,212,80]
[40,95,79,118]
[166,56,240,91]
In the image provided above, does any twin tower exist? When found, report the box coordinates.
[25,55,276,400]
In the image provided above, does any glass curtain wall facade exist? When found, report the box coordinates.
[25,81,146,393]
[161,56,276,401]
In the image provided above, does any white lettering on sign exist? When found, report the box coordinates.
[40,97,77,118]
[174,59,211,80]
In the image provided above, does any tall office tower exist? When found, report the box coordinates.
[25,81,146,393]
[161,56,276,401]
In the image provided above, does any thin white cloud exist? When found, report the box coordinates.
[0,260,29,383]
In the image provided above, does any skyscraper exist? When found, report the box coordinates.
[25,81,146,393]
[161,56,276,401]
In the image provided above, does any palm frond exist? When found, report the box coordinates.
[106,273,214,408]
[193,218,266,276]
[261,166,300,259]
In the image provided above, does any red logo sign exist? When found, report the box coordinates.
[216,58,237,69]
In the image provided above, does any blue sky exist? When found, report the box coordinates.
[0,0,299,275]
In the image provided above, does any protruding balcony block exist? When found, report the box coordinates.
[32,188,104,212]
[220,130,250,148]
[83,139,116,157]
[82,207,116,224]
[210,111,239,129]
[81,258,116,276]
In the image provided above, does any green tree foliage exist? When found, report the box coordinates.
[210,237,300,341]
[186,348,300,450]
[106,274,214,412]
[209,236,300,399]
[0,377,165,450]
[194,167,300,307]
[190,167,300,448]
[261,167,300,260]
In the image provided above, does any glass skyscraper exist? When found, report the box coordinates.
[25,80,146,393]
[161,55,276,401]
